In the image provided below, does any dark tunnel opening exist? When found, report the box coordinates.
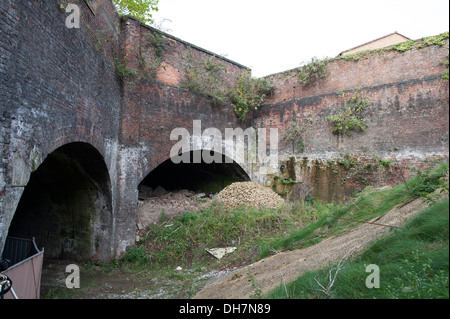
[139,150,250,196]
[6,142,113,261]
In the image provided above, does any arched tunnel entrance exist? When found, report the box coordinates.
[139,150,250,195]
[136,150,250,227]
[6,142,113,261]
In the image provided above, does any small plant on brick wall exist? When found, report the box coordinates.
[441,57,449,80]
[228,73,273,120]
[182,54,273,120]
[326,89,371,136]
[114,52,139,78]
[182,50,229,105]
[138,28,168,79]
[297,57,329,86]
[284,120,309,154]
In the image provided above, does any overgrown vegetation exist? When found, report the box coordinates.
[182,52,229,105]
[297,58,329,86]
[406,160,450,203]
[117,162,448,274]
[228,73,273,120]
[337,31,449,61]
[126,202,310,269]
[393,32,449,52]
[260,161,448,258]
[45,161,448,299]
[181,53,273,120]
[442,57,449,80]
[139,29,168,78]
[267,198,449,299]
[114,52,139,79]
[113,27,168,85]
[284,121,309,153]
[260,162,449,299]
[326,89,370,136]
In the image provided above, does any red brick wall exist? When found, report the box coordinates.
[250,42,449,201]
[1,0,448,257]
[253,42,449,157]
[264,44,448,104]
[119,17,250,178]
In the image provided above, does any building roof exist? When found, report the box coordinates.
[340,32,411,56]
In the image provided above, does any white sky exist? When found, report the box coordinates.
[151,0,449,77]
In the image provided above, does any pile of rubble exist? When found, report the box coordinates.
[136,182,284,240]
[214,182,284,210]
[137,186,211,236]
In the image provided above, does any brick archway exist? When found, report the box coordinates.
[6,142,114,260]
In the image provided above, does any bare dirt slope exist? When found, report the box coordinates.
[194,196,432,299]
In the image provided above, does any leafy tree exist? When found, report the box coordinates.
[112,0,159,25]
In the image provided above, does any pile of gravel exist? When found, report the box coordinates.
[214,182,284,210]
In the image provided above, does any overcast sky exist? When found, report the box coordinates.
[151,0,449,77]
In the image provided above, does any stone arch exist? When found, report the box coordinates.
[5,142,114,260]
[139,149,250,197]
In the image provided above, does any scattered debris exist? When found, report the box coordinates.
[137,187,211,234]
[205,247,237,259]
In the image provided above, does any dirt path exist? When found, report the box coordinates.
[194,196,431,299]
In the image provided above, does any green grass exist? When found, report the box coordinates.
[127,201,317,269]
[267,198,449,299]
[259,162,449,258]
[114,161,448,298]
[259,184,413,258]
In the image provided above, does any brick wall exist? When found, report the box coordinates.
[250,41,449,201]
[0,1,448,258]
[119,17,250,178]
[0,0,123,257]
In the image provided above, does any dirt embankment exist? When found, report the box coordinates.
[194,196,432,299]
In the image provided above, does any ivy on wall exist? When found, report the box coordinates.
[228,74,273,120]
[326,89,371,136]
[297,58,329,86]
[181,53,273,120]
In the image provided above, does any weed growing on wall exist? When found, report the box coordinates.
[182,51,229,105]
[297,58,329,86]
[138,28,168,79]
[391,32,449,52]
[182,53,273,120]
[284,121,309,153]
[114,52,139,79]
[441,58,449,80]
[336,32,449,62]
[326,89,371,136]
[228,73,273,120]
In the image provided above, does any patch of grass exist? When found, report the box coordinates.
[259,183,412,258]
[267,198,449,299]
[260,162,448,258]
[406,162,449,203]
[123,201,314,270]
[110,162,448,299]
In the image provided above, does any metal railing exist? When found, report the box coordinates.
[0,237,44,299]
